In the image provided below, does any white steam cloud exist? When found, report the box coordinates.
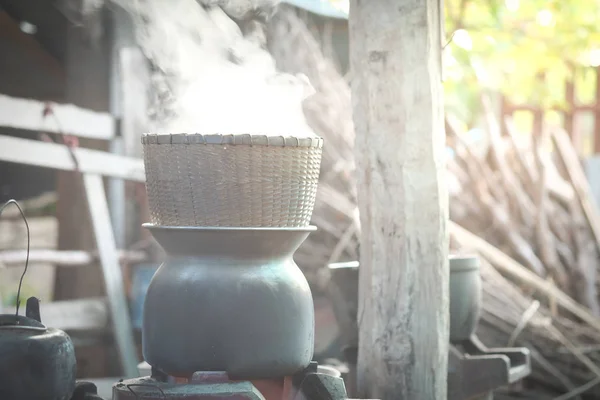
[112,0,317,137]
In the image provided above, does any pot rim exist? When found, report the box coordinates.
[317,365,342,378]
[143,224,315,258]
[141,133,324,148]
[328,261,359,269]
[449,254,480,272]
[0,314,47,332]
[142,223,317,232]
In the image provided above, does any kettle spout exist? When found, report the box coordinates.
[25,297,41,323]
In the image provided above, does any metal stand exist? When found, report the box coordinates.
[112,363,349,400]
[448,335,531,400]
[113,372,265,400]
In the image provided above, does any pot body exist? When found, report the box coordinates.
[142,226,315,379]
[0,315,77,400]
[449,255,482,343]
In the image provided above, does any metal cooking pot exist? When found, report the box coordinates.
[449,255,482,343]
[142,225,316,379]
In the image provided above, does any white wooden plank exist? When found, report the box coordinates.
[5,298,108,331]
[83,173,139,378]
[0,94,115,140]
[0,135,145,182]
[0,249,146,267]
[117,46,150,248]
[120,47,149,158]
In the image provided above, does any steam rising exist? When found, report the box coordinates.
[113,0,317,137]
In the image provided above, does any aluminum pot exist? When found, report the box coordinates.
[449,255,482,343]
[142,224,315,379]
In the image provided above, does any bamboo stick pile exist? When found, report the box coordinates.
[448,110,600,397]
[268,6,600,398]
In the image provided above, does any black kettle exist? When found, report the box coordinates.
[0,297,77,400]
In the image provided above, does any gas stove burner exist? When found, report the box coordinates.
[112,362,348,400]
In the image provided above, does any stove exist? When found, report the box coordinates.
[108,363,348,400]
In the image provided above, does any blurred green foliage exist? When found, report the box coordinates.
[444,0,600,127]
[2,284,36,307]
[324,0,600,138]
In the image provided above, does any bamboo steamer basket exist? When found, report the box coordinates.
[142,133,323,227]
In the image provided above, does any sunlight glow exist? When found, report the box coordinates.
[19,21,37,34]
[536,10,554,27]
[505,0,520,12]
[589,49,600,67]
[485,35,496,45]
[329,0,349,14]
[453,29,473,51]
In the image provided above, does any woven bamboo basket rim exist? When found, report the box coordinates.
[142,223,317,232]
[141,133,324,148]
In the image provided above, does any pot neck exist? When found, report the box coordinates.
[146,226,314,260]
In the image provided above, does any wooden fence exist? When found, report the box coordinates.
[501,66,600,156]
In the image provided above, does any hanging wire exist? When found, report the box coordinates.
[0,199,31,318]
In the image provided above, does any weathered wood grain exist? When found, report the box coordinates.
[349,0,448,398]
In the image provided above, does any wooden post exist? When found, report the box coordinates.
[594,66,600,154]
[119,46,151,246]
[55,4,115,378]
[55,8,111,302]
[349,0,449,399]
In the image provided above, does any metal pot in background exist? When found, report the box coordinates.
[326,255,483,346]
[449,255,481,343]
[325,255,530,400]
[447,255,531,400]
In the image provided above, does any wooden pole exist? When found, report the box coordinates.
[349,0,449,399]
[55,5,111,303]
[594,66,600,154]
